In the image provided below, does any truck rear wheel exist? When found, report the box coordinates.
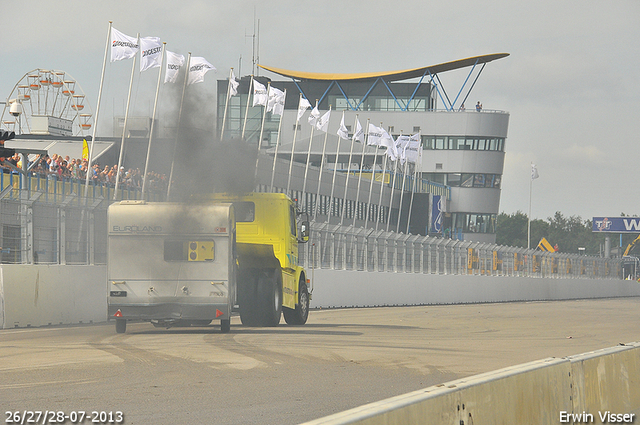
[239,269,261,326]
[115,319,127,334]
[284,280,309,325]
[257,271,282,326]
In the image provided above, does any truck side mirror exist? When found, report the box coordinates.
[299,220,310,243]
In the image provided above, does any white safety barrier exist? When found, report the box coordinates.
[309,270,640,308]
[0,265,106,329]
[2,265,639,328]
[300,342,640,425]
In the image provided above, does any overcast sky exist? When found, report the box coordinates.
[2,0,639,221]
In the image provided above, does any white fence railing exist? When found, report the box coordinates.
[300,222,623,280]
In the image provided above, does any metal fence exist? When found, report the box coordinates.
[0,172,163,265]
[0,171,625,280]
[300,222,623,280]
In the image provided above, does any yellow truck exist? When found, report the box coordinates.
[107,192,310,333]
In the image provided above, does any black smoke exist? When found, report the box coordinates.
[161,72,257,202]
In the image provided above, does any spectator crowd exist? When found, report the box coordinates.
[0,152,169,192]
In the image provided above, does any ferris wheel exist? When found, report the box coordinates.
[1,69,93,137]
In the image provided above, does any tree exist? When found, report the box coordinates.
[496,211,621,255]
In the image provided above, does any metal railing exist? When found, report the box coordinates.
[300,222,623,280]
[0,172,166,265]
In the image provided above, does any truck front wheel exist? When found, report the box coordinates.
[284,280,309,325]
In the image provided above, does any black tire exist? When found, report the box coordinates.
[115,319,126,334]
[283,279,310,325]
[238,269,260,326]
[220,318,231,333]
[257,270,282,327]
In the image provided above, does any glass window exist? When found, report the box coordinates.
[435,137,445,150]
[477,138,486,150]
[461,174,474,187]
[474,174,486,187]
[423,136,434,150]
[289,205,297,237]
[447,173,462,186]
[489,138,497,150]
[234,202,255,222]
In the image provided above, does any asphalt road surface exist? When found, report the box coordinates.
[2,298,640,425]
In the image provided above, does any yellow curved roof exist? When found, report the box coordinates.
[258,53,509,82]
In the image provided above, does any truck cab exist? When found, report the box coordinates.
[199,192,310,326]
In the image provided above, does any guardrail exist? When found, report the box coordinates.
[301,222,623,280]
[300,342,640,425]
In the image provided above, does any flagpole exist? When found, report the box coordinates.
[300,100,318,211]
[286,93,303,194]
[83,21,111,199]
[339,114,358,225]
[167,52,191,200]
[220,68,233,140]
[386,151,399,232]
[254,81,271,184]
[313,106,331,221]
[142,43,166,199]
[113,35,138,200]
[241,75,254,140]
[352,118,370,227]
[405,136,422,234]
[528,164,533,250]
[364,132,379,229]
[396,157,409,232]
[328,132,341,223]
[269,89,286,192]
[375,153,389,232]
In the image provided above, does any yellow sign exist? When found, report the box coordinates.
[358,172,391,184]
[537,237,555,252]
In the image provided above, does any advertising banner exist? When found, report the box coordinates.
[592,217,640,233]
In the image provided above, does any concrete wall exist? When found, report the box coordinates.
[2,265,639,328]
[0,265,106,329]
[308,269,640,308]
[301,342,640,425]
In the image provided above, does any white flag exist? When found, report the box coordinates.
[352,118,364,144]
[111,27,139,62]
[316,110,331,133]
[380,129,398,161]
[395,134,419,164]
[308,105,320,127]
[367,123,384,146]
[402,134,421,164]
[139,36,162,72]
[188,57,216,85]
[531,164,539,180]
[267,86,285,115]
[164,51,185,83]
[252,80,268,106]
[337,112,349,140]
[297,97,312,121]
[229,70,239,97]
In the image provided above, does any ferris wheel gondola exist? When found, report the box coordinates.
[1,68,93,137]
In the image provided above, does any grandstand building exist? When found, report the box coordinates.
[217,54,510,243]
